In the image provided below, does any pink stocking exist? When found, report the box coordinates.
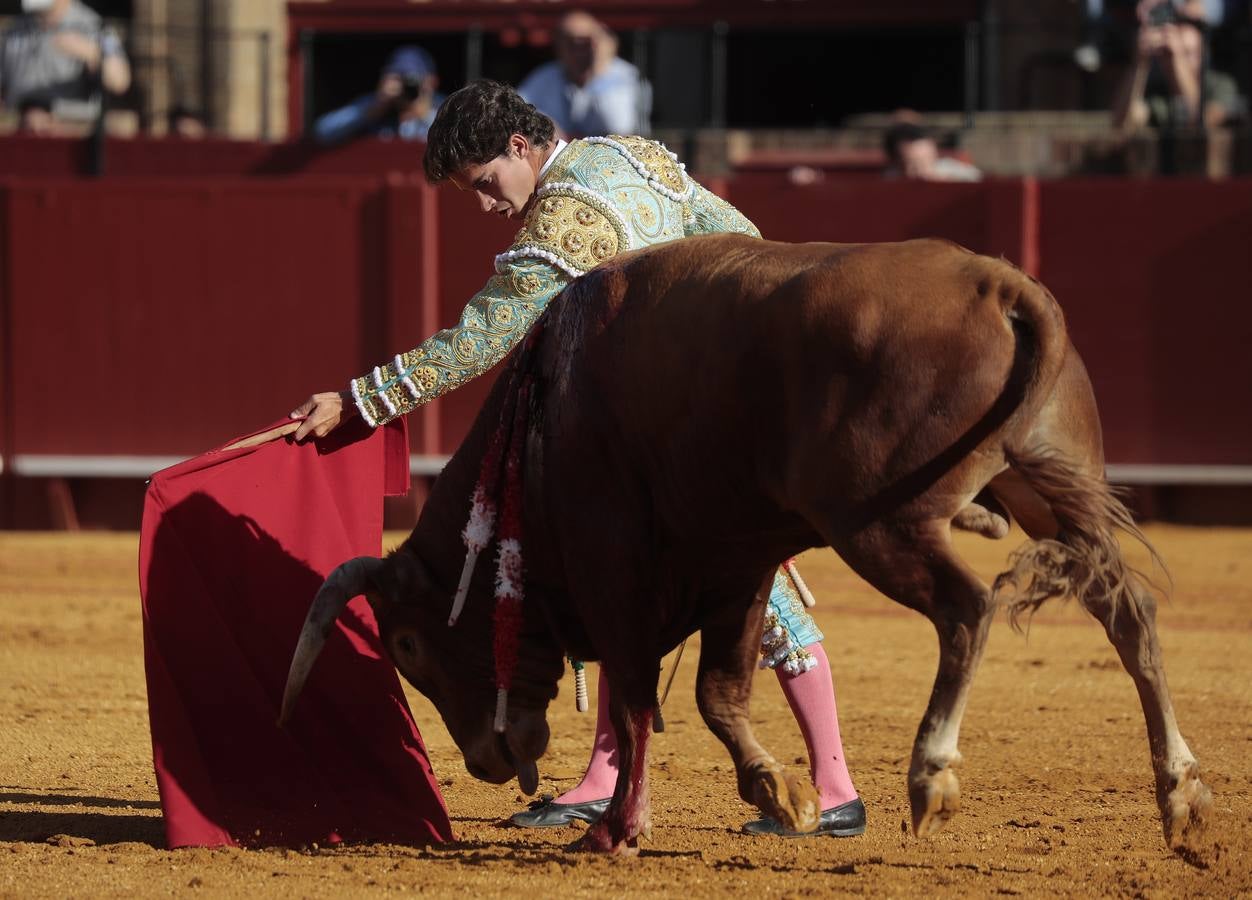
[557,667,619,803]
[776,642,858,809]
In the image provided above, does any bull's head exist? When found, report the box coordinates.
[278,549,564,795]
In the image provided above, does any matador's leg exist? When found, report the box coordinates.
[745,565,866,837]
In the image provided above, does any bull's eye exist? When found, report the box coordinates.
[397,635,417,658]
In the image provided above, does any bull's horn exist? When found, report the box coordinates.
[277,556,384,727]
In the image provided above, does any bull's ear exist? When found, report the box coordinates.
[377,546,434,606]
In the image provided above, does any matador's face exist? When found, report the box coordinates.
[450,134,543,221]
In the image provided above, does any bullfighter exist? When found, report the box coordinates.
[291,80,865,838]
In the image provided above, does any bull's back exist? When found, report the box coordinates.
[545,233,1027,411]
[538,234,1053,519]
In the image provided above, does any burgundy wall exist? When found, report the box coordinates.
[1,139,1249,480]
[725,176,1252,468]
[0,135,424,178]
[0,172,509,463]
[4,178,377,455]
[726,176,1038,268]
[1034,180,1252,466]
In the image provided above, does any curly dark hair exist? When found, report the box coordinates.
[422,80,555,183]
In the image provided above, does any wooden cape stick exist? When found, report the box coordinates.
[660,639,687,707]
[222,421,302,452]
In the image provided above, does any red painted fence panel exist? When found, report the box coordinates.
[1,166,1249,487]
[3,178,377,455]
[1036,179,1252,466]
[725,176,1037,269]
[725,175,1251,467]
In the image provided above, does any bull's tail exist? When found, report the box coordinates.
[992,261,1070,441]
[992,447,1168,632]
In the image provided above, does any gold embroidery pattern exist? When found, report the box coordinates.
[499,185,628,277]
[412,365,439,392]
[759,568,822,675]
[774,571,807,618]
[512,271,545,296]
[608,134,691,197]
[685,181,762,239]
[351,137,758,427]
[350,261,568,424]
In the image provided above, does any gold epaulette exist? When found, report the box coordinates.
[495,182,632,278]
[586,135,693,202]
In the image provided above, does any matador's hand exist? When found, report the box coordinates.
[290,390,356,442]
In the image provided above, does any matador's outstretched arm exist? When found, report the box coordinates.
[350,260,568,427]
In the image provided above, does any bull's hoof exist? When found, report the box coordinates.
[570,820,640,856]
[1162,762,1212,853]
[750,767,820,834]
[910,767,961,838]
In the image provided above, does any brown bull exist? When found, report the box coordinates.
[281,234,1211,854]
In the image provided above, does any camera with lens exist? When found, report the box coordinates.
[399,76,423,103]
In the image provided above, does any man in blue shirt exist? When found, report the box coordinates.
[313,45,444,145]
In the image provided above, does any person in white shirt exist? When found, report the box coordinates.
[0,0,130,132]
[518,10,650,139]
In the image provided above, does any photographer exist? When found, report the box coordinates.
[312,45,443,145]
[1111,0,1244,130]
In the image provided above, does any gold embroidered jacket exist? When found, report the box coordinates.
[350,135,761,426]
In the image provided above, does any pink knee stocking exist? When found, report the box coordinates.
[557,667,619,803]
[776,642,858,809]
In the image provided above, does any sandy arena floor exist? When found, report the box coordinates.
[1,525,1249,897]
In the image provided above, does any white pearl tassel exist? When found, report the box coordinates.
[785,560,818,608]
[574,666,589,713]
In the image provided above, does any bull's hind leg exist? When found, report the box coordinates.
[696,575,821,833]
[991,451,1212,851]
[1081,571,1210,849]
[830,520,994,838]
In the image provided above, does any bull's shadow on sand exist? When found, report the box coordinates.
[0,789,164,846]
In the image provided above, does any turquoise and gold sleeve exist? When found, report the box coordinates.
[684,181,761,239]
[349,260,568,427]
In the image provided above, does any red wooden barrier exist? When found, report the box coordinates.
[1,177,379,455]
[725,175,1038,271]
[0,135,427,179]
[2,164,1249,526]
[1036,179,1252,466]
[726,175,1252,468]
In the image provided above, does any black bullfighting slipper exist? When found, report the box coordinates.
[508,794,611,828]
[741,797,867,837]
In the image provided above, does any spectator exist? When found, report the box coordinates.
[168,105,206,139]
[1111,0,1246,129]
[0,0,131,129]
[518,10,649,138]
[312,45,443,145]
[883,121,982,182]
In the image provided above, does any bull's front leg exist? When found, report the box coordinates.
[696,577,821,833]
[572,669,659,854]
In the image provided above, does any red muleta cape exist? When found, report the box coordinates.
[138,417,453,848]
